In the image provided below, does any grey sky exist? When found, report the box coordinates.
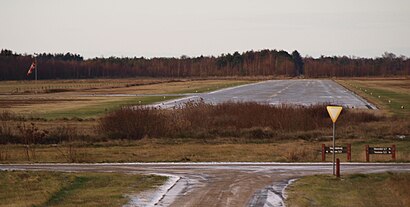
[1,0,409,59]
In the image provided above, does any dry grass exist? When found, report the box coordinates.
[0,78,408,163]
[0,79,251,119]
[99,102,382,140]
[0,170,166,207]
[0,138,408,163]
[0,78,168,94]
[1,101,408,163]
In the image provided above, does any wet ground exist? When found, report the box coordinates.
[2,162,409,207]
[152,79,376,109]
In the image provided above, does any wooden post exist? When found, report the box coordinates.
[392,144,396,161]
[322,144,326,162]
[347,143,351,162]
[365,145,369,162]
[336,158,340,177]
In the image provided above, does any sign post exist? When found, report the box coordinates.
[366,145,396,162]
[326,106,343,175]
[321,144,351,161]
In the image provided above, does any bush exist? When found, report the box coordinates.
[42,125,79,144]
[99,101,382,139]
[99,106,166,139]
[0,121,16,144]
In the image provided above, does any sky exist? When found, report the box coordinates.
[1,0,409,59]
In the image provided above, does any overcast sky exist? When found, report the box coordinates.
[1,0,409,59]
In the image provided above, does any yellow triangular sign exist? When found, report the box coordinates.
[326,106,343,123]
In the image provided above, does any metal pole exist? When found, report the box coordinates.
[332,122,335,175]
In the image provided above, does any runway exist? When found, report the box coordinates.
[2,163,409,207]
[152,79,376,109]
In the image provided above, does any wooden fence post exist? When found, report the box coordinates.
[347,143,351,162]
[365,145,369,162]
[392,144,396,161]
[322,144,326,161]
[336,158,340,177]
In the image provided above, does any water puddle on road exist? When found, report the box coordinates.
[247,178,297,207]
[124,174,182,207]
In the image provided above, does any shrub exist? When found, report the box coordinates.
[42,125,79,144]
[0,121,16,144]
[99,101,382,139]
[99,106,166,140]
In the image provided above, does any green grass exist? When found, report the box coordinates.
[337,79,410,118]
[286,172,410,207]
[37,96,182,119]
[0,170,166,207]
[43,176,90,206]
[356,87,409,117]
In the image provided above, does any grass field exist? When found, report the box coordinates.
[337,78,410,118]
[285,172,410,207]
[0,170,166,207]
[0,79,252,119]
[38,96,182,119]
[0,79,137,94]
[0,138,408,163]
[0,78,408,163]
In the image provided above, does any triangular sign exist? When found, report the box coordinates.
[326,106,343,123]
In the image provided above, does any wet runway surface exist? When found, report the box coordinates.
[2,163,409,207]
[152,79,376,109]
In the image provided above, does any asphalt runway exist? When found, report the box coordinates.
[2,163,409,207]
[153,79,376,109]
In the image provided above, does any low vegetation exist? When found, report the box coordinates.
[99,101,382,139]
[0,100,409,163]
[0,170,166,207]
[1,136,409,163]
[286,172,410,207]
[0,79,251,119]
[0,78,408,163]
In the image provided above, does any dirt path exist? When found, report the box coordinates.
[1,163,409,207]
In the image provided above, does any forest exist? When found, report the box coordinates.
[0,49,408,80]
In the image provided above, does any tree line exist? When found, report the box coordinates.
[0,49,408,80]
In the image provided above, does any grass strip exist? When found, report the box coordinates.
[37,96,182,119]
[337,79,409,118]
[0,171,166,207]
[286,172,410,207]
[1,139,409,163]
[41,176,90,206]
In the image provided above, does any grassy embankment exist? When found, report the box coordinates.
[286,172,410,207]
[0,170,166,207]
